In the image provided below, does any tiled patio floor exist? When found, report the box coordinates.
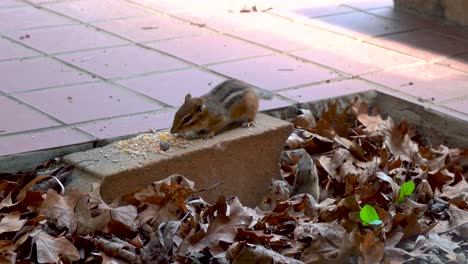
[1,0,468,157]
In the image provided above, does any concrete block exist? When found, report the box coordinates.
[394,0,468,26]
[62,113,293,207]
[442,0,468,26]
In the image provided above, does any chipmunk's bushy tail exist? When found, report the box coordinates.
[255,89,274,100]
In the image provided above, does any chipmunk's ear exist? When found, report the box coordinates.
[194,98,204,112]
[184,93,192,103]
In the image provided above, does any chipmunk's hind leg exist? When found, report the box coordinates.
[230,90,259,128]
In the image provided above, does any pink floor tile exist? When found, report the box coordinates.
[0,57,94,93]
[438,54,468,73]
[92,15,204,43]
[77,110,175,139]
[306,11,417,39]
[271,1,355,19]
[367,29,468,61]
[173,11,313,51]
[442,99,468,115]
[291,37,418,75]
[0,0,24,8]
[44,0,150,22]
[57,45,188,79]
[0,127,91,156]
[278,79,375,103]
[121,0,181,13]
[116,69,226,106]
[337,0,394,10]
[147,33,273,65]
[362,64,468,102]
[259,97,295,111]
[0,96,59,134]
[14,82,163,124]
[208,55,340,91]
[7,24,128,54]
[0,6,73,32]
[0,38,38,60]
[229,29,310,52]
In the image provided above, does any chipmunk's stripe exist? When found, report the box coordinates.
[210,80,235,94]
[211,80,249,102]
[223,90,246,109]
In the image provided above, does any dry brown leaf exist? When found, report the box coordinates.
[444,206,468,239]
[227,242,303,264]
[0,211,27,235]
[352,101,383,136]
[123,174,194,213]
[36,189,81,235]
[31,229,80,263]
[0,192,19,210]
[92,237,139,263]
[380,118,421,162]
[296,222,355,263]
[75,195,111,235]
[360,231,384,264]
[188,197,252,252]
[284,132,306,150]
[291,109,317,129]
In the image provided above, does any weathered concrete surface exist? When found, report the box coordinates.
[0,143,93,174]
[63,113,293,207]
[394,0,468,26]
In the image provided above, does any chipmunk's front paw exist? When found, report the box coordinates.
[241,121,255,128]
[203,134,215,139]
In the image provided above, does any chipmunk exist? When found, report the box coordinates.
[292,150,320,202]
[170,79,272,138]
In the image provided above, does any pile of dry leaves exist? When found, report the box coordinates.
[0,100,467,263]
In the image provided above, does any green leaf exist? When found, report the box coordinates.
[398,180,415,203]
[360,204,381,225]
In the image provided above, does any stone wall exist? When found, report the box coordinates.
[394,0,468,26]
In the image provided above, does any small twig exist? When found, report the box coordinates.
[51,176,65,195]
[193,182,223,194]
[180,212,190,222]
[437,220,468,235]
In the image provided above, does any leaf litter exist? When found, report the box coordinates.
[0,98,467,263]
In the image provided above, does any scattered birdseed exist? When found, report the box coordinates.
[113,129,199,158]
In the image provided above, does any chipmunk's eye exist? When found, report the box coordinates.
[182,115,192,124]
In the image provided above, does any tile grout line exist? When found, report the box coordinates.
[13,2,468,97]
[8,2,456,115]
[6,1,297,103]
[11,1,468,123]
[0,33,178,109]
[20,0,403,93]
[263,6,467,65]
[120,0,361,78]
[0,107,177,140]
[437,95,468,105]
[0,95,94,139]
[355,77,468,118]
